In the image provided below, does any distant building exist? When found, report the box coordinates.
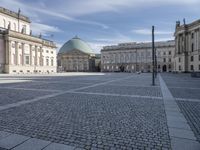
[101,41,175,73]
[0,7,57,74]
[174,19,200,72]
[57,36,98,72]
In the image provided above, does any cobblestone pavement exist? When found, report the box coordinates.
[0,73,199,149]
[162,73,200,143]
[0,73,172,149]
[177,101,200,142]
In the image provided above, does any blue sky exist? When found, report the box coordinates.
[1,0,200,53]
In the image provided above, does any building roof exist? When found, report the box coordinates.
[0,7,30,23]
[59,36,94,54]
[102,40,175,52]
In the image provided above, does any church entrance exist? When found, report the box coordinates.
[162,65,167,72]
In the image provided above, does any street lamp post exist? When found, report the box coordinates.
[152,26,155,86]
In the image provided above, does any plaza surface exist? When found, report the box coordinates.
[0,73,199,150]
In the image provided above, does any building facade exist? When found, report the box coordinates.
[0,7,57,74]
[57,36,97,72]
[101,41,175,73]
[174,20,200,72]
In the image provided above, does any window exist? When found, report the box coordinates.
[163,58,166,62]
[163,52,166,55]
[46,58,49,66]
[191,65,194,71]
[179,58,181,62]
[169,51,171,55]
[51,59,54,66]
[22,25,26,34]
[46,50,49,53]
[199,55,200,61]
[191,33,194,39]
[199,65,200,70]
[179,65,181,71]
[25,56,30,65]
[169,58,171,62]
[51,51,53,54]
[169,64,171,69]
[191,56,194,62]
[191,43,194,52]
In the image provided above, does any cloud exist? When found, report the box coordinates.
[31,23,61,36]
[0,0,109,29]
[132,29,173,35]
[56,0,200,17]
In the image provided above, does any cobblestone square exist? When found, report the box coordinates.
[0,73,199,150]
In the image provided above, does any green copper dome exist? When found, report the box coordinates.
[59,36,94,54]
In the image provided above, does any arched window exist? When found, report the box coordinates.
[3,19,6,28]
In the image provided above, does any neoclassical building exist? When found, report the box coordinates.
[57,36,96,72]
[101,41,175,73]
[174,19,200,72]
[0,7,57,74]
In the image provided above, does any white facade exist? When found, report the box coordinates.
[174,20,200,72]
[0,7,57,74]
[101,41,175,73]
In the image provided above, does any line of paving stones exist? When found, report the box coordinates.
[159,74,200,150]
[77,85,162,97]
[0,92,171,149]
[0,131,79,150]
[176,101,200,142]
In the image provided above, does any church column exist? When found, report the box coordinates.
[22,43,25,65]
[15,41,18,65]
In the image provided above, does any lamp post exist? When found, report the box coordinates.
[152,26,155,86]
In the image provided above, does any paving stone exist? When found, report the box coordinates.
[167,121,191,130]
[0,132,11,140]
[0,134,30,149]
[169,128,196,140]
[171,137,200,150]
[12,138,50,150]
[43,143,75,150]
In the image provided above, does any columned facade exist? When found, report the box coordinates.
[174,20,200,72]
[0,7,57,74]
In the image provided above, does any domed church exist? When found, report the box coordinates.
[57,36,97,72]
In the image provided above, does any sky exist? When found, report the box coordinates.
[1,0,200,53]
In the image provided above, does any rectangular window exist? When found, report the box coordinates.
[46,58,49,66]
[169,51,171,55]
[191,65,194,71]
[191,56,194,62]
[169,58,171,62]
[163,58,166,62]
[191,43,194,52]
[179,58,181,62]
[25,56,30,65]
[51,59,54,66]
